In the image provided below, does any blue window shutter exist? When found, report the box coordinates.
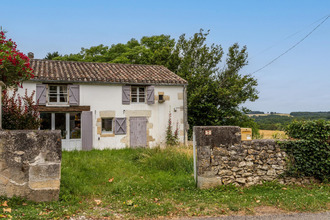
[36,84,47,105]
[122,86,130,105]
[69,85,80,105]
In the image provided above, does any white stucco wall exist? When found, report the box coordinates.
[80,83,185,149]
[17,81,186,150]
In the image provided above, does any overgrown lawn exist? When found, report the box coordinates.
[1,147,329,219]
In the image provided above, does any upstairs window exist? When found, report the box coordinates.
[131,86,145,103]
[49,85,68,104]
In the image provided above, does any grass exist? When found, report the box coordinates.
[0,146,329,219]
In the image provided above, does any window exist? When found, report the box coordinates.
[48,85,68,104]
[102,118,113,133]
[40,112,81,140]
[70,112,81,139]
[40,113,51,130]
[131,86,145,103]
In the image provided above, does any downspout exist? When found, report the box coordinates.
[183,84,188,146]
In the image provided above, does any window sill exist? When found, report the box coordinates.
[100,133,115,137]
[130,102,147,104]
[46,103,70,107]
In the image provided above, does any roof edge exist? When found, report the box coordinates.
[31,59,171,69]
[28,79,188,86]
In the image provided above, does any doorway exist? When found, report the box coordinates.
[130,117,147,148]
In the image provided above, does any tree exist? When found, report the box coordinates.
[44,51,61,60]
[0,31,34,87]
[172,30,258,135]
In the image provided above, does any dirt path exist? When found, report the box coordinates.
[178,211,330,220]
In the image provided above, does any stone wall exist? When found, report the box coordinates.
[194,126,315,189]
[0,130,62,202]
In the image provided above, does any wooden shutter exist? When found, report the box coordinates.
[114,118,127,135]
[122,86,130,105]
[69,85,80,106]
[81,111,93,151]
[36,84,47,105]
[147,86,155,104]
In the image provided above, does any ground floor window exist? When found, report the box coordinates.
[40,112,81,139]
[102,118,113,133]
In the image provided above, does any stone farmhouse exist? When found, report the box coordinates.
[15,58,188,150]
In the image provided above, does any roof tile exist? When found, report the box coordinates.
[30,59,187,85]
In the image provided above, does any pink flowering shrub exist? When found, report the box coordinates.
[2,89,40,130]
[0,31,34,87]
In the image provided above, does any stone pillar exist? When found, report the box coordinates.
[194,126,241,189]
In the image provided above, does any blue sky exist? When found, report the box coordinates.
[2,0,330,113]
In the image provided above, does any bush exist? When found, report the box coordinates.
[0,30,34,87]
[166,112,178,146]
[281,120,330,181]
[2,89,41,129]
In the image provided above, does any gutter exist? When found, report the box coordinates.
[28,79,188,87]
[183,84,188,146]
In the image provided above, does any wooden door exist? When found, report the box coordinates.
[130,117,147,148]
[81,111,93,151]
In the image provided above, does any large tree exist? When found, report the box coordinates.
[47,29,259,135]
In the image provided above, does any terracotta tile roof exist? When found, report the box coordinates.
[29,59,187,85]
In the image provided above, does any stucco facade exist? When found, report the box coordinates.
[16,81,187,150]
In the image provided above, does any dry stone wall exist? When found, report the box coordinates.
[0,130,62,202]
[195,126,317,189]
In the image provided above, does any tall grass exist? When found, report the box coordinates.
[132,147,193,174]
[60,147,194,201]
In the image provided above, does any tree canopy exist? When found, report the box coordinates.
[44,51,61,60]
[46,29,259,135]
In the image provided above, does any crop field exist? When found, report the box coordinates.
[259,130,288,139]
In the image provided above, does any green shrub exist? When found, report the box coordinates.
[282,120,330,181]
[166,112,179,146]
[2,89,41,129]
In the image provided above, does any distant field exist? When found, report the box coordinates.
[259,130,288,139]
[248,114,292,117]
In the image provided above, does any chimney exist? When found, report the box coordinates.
[28,52,34,59]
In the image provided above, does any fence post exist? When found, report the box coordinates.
[193,127,196,184]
